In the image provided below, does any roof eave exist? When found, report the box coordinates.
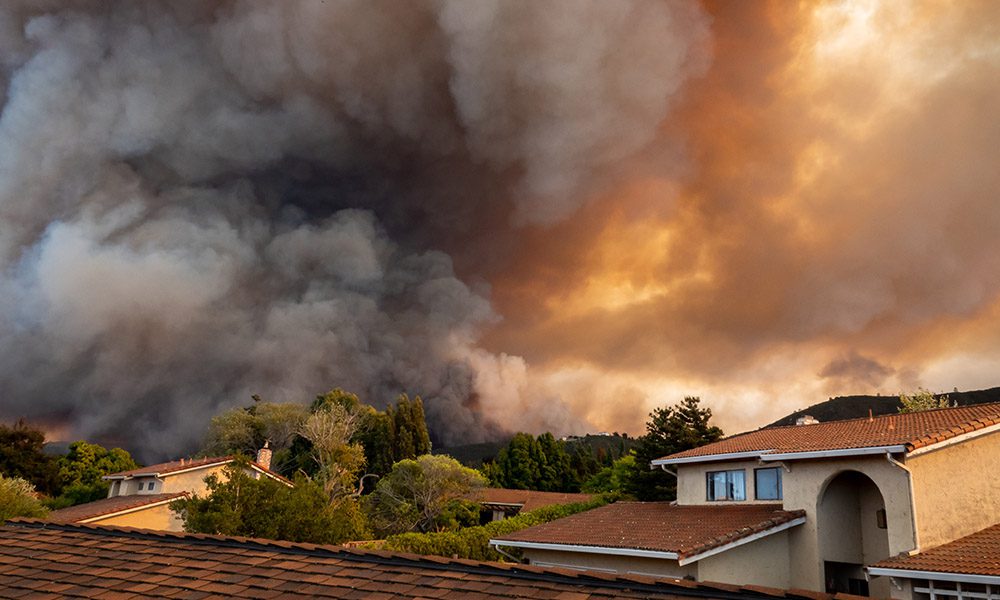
[488,539,680,561]
[654,445,908,466]
[867,566,1000,585]
[677,516,807,566]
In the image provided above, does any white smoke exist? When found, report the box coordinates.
[0,0,710,457]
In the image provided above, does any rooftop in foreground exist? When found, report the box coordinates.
[0,519,852,600]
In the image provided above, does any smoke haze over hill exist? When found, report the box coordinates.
[0,1,998,458]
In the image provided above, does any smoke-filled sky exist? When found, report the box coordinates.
[0,0,998,459]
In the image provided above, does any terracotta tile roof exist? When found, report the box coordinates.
[105,455,292,485]
[661,402,1000,462]
[477,488,596,512]
[493,502,805,560]
[46,493,188,523]
[871,522,1000,577]
[0,519,854,600]
[104,456,233,478]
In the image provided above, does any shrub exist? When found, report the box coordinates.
[380,496,609,561]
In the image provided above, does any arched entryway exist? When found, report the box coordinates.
[818,471,890,596]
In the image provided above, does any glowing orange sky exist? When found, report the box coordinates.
[482,0,1000,435]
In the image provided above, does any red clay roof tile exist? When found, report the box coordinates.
[493,502,805,559]
[871,521,1000,576]
[475,488,596,512]
[104,456,291,485]
[661,402,1000,461]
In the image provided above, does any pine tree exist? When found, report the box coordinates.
[627,397,723,500]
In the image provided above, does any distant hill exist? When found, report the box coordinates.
[768,386,1000,428]
[435,440,510,468]
[438,432,638,468]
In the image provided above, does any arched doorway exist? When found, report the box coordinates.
[818,471,890,596]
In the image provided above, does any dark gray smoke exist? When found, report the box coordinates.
[0,0,710,458]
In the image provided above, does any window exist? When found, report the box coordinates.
[755,467,782,500]
[707,469,746,501]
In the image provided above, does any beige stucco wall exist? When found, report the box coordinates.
[89,502,184,532]
[697,529,791,588]
[522,530,794,588]
[160,464,230,495]
[782,456,913,591]
[907,430,1000,549]
[522,548,697,579]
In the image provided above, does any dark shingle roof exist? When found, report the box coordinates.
[661,402,1000,462]
[0,519,855,600]
[493,502,805,560]
[871,522,1000,577]
[46,493,187,523]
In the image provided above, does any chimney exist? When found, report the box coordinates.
[256,441,272,471]
[795,415,819,426]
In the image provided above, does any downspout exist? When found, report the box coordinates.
[490,542,522,563]
[658,464,678,478]
[885,452,921,555]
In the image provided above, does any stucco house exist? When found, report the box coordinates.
[492,403,1000,597]
[47,445,288,531]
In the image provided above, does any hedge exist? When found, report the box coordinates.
[379,496,609,561]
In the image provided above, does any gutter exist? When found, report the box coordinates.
[488,540,679,561]
[867,567,1000,585]
[759,445,908,462]
[653,445,910,467]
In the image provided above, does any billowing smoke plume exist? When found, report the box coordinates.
[481,0,1000,434]
[0,1,710,457]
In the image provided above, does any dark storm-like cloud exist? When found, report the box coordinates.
[0,0,710,457]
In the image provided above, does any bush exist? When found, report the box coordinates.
[380,496,609,561]
[0,475,48,521]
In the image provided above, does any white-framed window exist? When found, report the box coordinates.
[754,467,782,500]
[707,469,746,501]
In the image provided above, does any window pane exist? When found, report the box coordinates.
[707,470,746,501]
[755,468,782,500]
[729,470,746,501]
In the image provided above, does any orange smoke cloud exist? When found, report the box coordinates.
[483,0,1000,434]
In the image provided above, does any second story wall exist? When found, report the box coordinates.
[907,429,1000,549]
[160,464,231,496]
[676,460,780,505]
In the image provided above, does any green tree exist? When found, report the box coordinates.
[0,420,61,496]
[582,453,637,494]
[202,399,308,475]
[52,441,139,507]
[390,394,431,462]
[899,389,953,413]
[367,454,485,535]
[627,397,723,501]
[0,474,48,520]
[299,396,367,501]
[170,461,368,544]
